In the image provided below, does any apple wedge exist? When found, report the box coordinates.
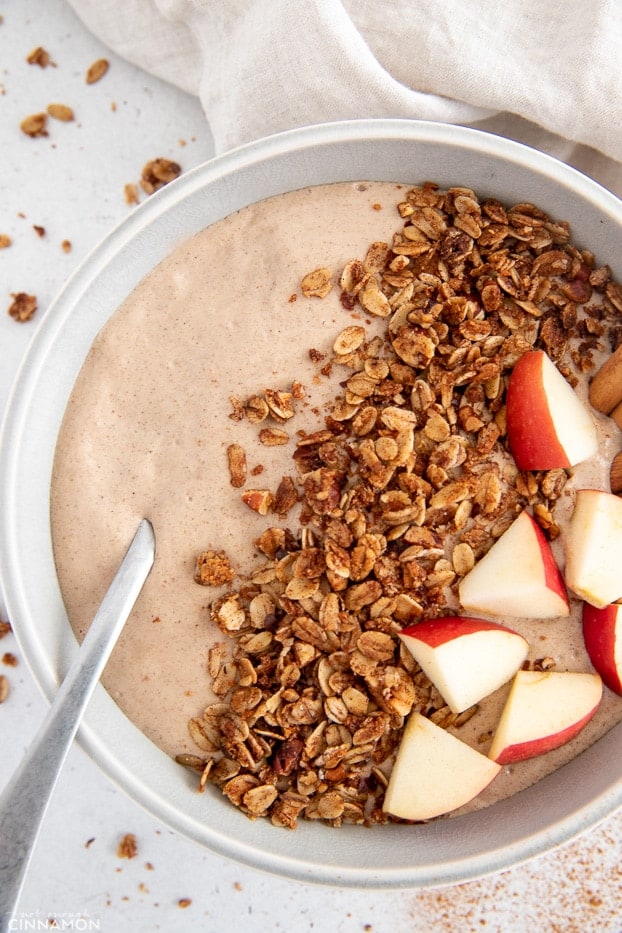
[458,510,569,619]
[399,617,528,713]
[582,602,622,695]
[383,711,502,821]
[488,669,602,764]
[506,349,598,471]
[564,488,622,608]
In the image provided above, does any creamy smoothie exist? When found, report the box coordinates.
[50,181,622,822]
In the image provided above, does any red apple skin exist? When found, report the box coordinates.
[506,350,570,470]
[400,617,522,646]
[528,513,569,607]
[493,709,599,765]
[582,603,622,695]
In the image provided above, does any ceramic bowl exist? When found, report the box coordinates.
[2,119,622,888]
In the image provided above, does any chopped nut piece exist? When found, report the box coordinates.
[61,239,71,253]
[0,675,8,703]
[0,621,11,639]
[8,293,37,322]
[86,58,109,84]
[0,235,11,249]
[241,489,274,515]
[20,113,47,137]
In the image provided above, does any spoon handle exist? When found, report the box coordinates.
[0,519,155,930]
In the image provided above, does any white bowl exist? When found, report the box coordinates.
[2,119,622,889]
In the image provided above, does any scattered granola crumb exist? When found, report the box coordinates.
[47,103,74,122]
[140,158,182,195]
[145,862,154,871]
[33,225,45,238]
[2,653,18,667]
[0,621,11,639]
[194,550,235,587]
[0,235,11,249]
[111,101,117,112]
[116,833,138,859]
[61,239,71,253]
[26,46,51,67]
[177,898,192,909]
[226,443,247,487]
[85,837,95,848]
[20,113,48,137]
[124,183,139,206]
[233,881,243,891]
[241,488,274,515]
[0,675,9,703]
[8,292,37,322]
[86,58,109,84]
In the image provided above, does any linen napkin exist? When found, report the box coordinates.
[66,0,622,191]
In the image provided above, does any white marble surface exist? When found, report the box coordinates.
[1,2,622,931]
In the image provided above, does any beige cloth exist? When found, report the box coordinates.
[66,0,622,194]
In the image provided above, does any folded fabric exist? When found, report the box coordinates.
[66,0,622,190]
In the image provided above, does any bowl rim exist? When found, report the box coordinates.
[2,117,622,889]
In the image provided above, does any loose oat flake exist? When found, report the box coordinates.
[47,103,74,122]
[86,58,109,84]
[177,181,622,828]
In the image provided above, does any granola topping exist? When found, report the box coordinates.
[50,180,622,834]
[176,182,622,827]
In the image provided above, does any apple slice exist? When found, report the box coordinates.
[506,349,598,471]
[564,488,622,608]
[458,510,569,619]
[399,617,528,713]
[582,602,622,695]
[488,669,602,764]
[383,711,502,820]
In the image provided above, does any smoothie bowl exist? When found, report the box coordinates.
[2,120,622,888]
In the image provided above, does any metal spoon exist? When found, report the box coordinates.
[0,519,155,929]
